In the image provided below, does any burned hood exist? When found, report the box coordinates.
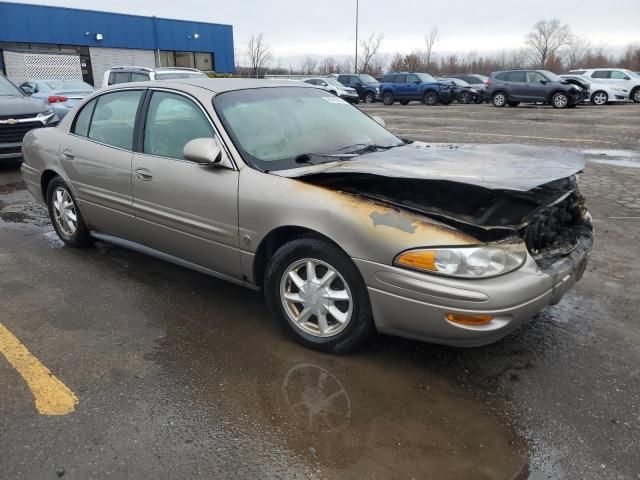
[272,142,585,192]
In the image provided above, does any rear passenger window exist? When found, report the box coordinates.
[591,71,610,79]
[72,98,97,137]
[131,73,150,82]
[382,75,393,83]
[88,90,143,150]
[394,75,407,83]
[143,91,214,160]
[506,72,526,82]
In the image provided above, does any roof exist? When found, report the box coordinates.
[103,78,316,94]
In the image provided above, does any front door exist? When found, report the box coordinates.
[526,71,549,101]
[60,89,144,240]
[132,90,240,279]
[405,74,420,99]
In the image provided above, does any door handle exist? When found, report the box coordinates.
[62,149,74,160]
[135,168,153,181]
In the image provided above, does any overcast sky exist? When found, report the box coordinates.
[12,0,640,61]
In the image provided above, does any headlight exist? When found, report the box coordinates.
[394,239,528,279]
[37,110,54,118]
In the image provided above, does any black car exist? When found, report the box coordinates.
[0,74,58,164]
[439,78,483,104]
[336,74,380,103]
[485,70,588,109]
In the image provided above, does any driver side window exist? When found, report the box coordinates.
[143,91,214,160]
[527,72,546,83]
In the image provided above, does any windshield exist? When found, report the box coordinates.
[358,74,378,84]
[0,75,23,96]
[417,73,436,83]
[155,72,206,80]
[44,80,93,91]
[214,87,402,171]
[325,78,344,87]
[539,70,562,82]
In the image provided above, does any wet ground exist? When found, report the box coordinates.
[1,102,640,479]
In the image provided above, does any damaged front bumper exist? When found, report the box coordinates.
[355,220,593,347]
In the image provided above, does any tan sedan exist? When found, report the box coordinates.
[21,79,593,352]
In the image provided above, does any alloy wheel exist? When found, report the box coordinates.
[52,186,78,236]
[280,258,353,338]
[634,89,640,103]
[365,93,375,103]
[592,92,608,105]
[553,94,568,108]
[493,93,506,107]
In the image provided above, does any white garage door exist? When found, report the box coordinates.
[89,47,156,87]
[3,51,82,84]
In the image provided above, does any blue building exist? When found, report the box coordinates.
[0,2,235,85]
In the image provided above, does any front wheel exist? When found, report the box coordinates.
[423,91,438,106]
[631,87,640,103]
[264,237,374,353]
[591,91,608,105]
[382,92,394,105]
[364,92,375,103]
[551,92,569,109]
[47,177,93,247]
[458,91,471,104]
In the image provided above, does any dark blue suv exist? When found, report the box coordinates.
[379,72,455,105]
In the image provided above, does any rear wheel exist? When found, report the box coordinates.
[631,87,640,103]
[492,92,507,107]
[551,92,569,109]
[591,91,608,105]
[399,100,410,105]
[46,177,93,247]
[264,237,374,353]
[507,101,520,107]
[382,91,394,105]
[423,91,438,106]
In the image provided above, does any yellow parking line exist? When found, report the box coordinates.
[390,127,614,144]
[0,323,78,415]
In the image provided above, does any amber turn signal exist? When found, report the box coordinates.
[445,313,494,325]
[395,250,437,271]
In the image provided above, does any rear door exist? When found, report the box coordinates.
[131,89,240,278]
[60,89,144,240]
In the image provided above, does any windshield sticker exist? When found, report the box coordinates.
[323,96,349,104]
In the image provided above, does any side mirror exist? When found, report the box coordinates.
[20,86,34,95]
[414,80,421,84]
[372,115,386,128]
[183,137,223,165]
[540,79,548,84]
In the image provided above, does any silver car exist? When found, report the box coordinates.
[20,79,593,353]
[19,79,95,119]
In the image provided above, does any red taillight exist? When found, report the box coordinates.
[48,95,68,103]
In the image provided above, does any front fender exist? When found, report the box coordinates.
[238,168,477,283]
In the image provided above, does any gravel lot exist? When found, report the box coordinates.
[1,102,639,479]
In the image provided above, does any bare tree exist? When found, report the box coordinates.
[525,19,573,68]
[359,33,384,75]
[301,57,318,75]
[319,57,338,75]
[246,33,272,78]
[424,26,439,68]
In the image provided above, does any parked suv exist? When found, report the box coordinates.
[101,66,207,88]
[0,73,58,163]
[486,70,587,109]
[379,72,454,106]
[568,68,640,103]
[336,74,380,103]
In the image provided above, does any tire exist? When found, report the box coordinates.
[382,91,394,105]
[507,101,520,107]
[364,92,375,104]
[631,87,640,104]
[399,100,410,105]
[492,92,507,107]
[551,92,569,109]
[46,176,93,248]
[264,237,374,353]
[591,91,608,106]
[423,91,438,106]
[458,91,471,104]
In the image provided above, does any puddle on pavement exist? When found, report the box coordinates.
[133,266,531,479]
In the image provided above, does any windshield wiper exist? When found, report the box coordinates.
[335,143,404,155]
[294,152,357,165]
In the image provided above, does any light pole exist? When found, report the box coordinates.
[354,0,359,73]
